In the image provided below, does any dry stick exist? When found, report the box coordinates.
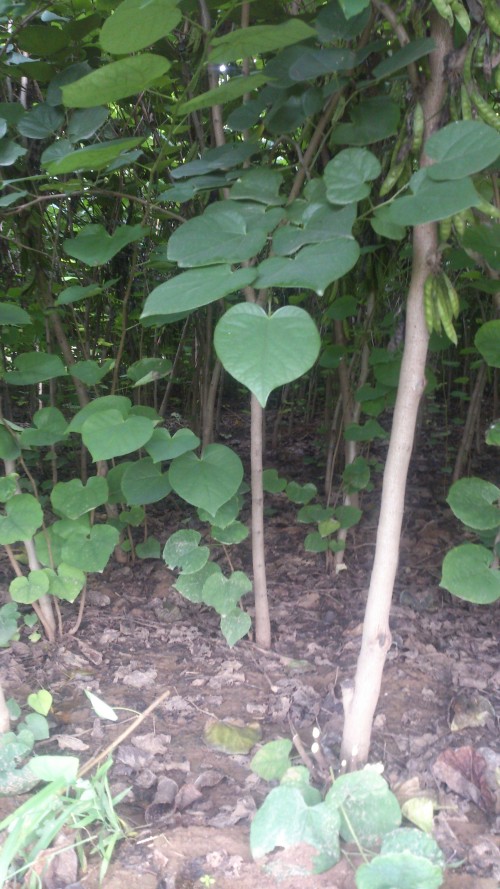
[77,688,171,780]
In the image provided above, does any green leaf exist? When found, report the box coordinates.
[121,458,172,504]
[250,786,341,863]
[127,357,172,384]
[373,37,435,78]
[486,419,500,446]
[70,359,115,385]
[199,496,241,529]
[286,481,317,504]
[28,755,79,783]
[10,569,50,604]
[326,771,401,847]
[324,148,380,204]
[0,475,18,502]
[381,828,445,868]
[81,410,155,461]
[55,284,102,306]
[220,607,252,647]
[447,477,500,530]
[332,97,400,145]
[0,495,43,545]
[51,476,109,520]
[61,55,170,107]
[262,469,288,493]
[67,106,109,142]
[211,521,249,544]
[63,224,146,266]
[251,739,293,781]
[141,265,257,321]
[145,427,200,461]
[230,168,284,205]
[202,570,252,615]
[441,543,500,604]
[343,457,371,492]
[288,46,355,80]
[171,143,257,179]
[345,419,388,440]
[179,73,269,114]
[17,104,64,139]
[208,21,316,64]
[168,202,283,268]
[19,407,68,447]
[475,320,500,367]
[27,690,53,716]
[204,719,261,753]
[214,304,320,408]
[304,531,329,552]
[0,138,27,166]
[0,303,32,326]
[255,238,360,295]
[272,204,356,256]
[44,137,144,174]
[385,175,481,226]
[169,444,244,516]
[136,537,161,559]
[4,352,66,385]
[356,851,444,889]
[462,225,500,270]
[316,1,371,41]
[162,529,209,574]
[335,505,362,529]
[67,395,132,433]
[0,425,20,461]
[46,564,86,602]
[61,524,119,573]
[100,0,181,54]
[425,121,500,181]
[175,561,220,603]
[84,689,118,721]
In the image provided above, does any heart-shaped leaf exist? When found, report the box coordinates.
[46,564,86,602]
[19,407,68,447]
[163,529,209,574]
[10,569,50,604]
[121,458,172,505]
[63,223,146,266]
[61,524,119,573]
[214,304,320,408]
[81,409,155,461]
[202,570,253,615]
[220,608,252,647]
[169,444,243,515]
[0,495,43,544]
[27,690,53,716]
[145,427,200,462]
[51,476,108,519]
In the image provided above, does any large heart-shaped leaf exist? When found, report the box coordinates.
[81,410,155,461]
[214,304,320,407]
[61,524,119,573]
[67,395,132,433]
[0,495,43,545]
[4,352,66,385]
[51,477,109,520]
[169,445,243,516]
[63,224,146,266]
[19,407,68,447]
[324,148,380,204]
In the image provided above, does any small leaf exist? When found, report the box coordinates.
[10,570,50,604]
[447,477,500,530]
[27,690,53,716]
[203,719,261,753]
[324,148,380,204]
[162,529,209,574]
[475,320,500,367]
[0,495,43,545]
[84,689,118,721]
[251,739,293,781]
[28,755,79,783]
[220,607,252,647]
[51,476,108,520]
[440,543,500,604]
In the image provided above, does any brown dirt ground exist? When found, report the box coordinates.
[0,419,499,888]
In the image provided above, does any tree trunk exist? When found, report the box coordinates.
[340,12,452,768]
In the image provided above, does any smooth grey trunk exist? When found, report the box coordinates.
[250,394,271,649]
[340,13,452,768]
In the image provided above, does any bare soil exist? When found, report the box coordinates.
[1,419,499,889]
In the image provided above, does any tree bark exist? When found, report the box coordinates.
[340,12,453,768]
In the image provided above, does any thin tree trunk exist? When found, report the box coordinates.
[340,12,452,768]
[250,394,271,649]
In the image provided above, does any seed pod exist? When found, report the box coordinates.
[469,84,500,131]
[484,0,500,37]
